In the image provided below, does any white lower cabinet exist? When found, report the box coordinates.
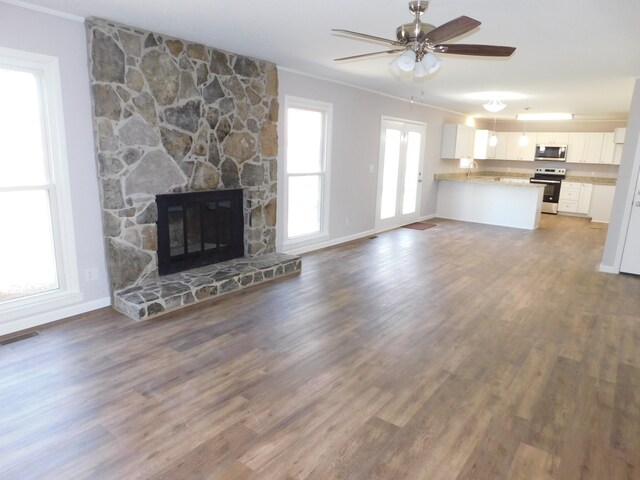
[588,185,616,222]
[559,182,592,214]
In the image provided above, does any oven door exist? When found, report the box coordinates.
[529,178,562,203]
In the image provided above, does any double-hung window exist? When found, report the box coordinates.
[284,97,332,242]
[0,48,80,322]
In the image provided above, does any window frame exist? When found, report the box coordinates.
[0,47,81,323]
[283,96,332,245]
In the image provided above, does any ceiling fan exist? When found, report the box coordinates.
[332,0,516,77]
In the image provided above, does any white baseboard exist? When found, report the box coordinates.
[598,263,619,274]
[0,296,112,336]
[283,215,437,256]
[284,229,376,255]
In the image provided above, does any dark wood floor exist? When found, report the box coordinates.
[1,215,640,479]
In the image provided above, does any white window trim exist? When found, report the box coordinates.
[0,47,82,324]
[282,95,332,247]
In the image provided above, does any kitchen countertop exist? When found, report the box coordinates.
[434,173,545,188]
[434,171,617,186]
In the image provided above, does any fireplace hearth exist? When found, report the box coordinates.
[156,189,244,275]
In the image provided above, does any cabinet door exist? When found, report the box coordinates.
[566,133,586,163]
[506,132,522,160]
[552,132,569,145]
[536,132,553,144]
[589,185,616,222]
[473,129,488,159]
[614,127,626,143]
[583,133,604,164]
[599,132,615,164]
[486,131,497,159]
[578,183,593,214]
[494,132,508,160]
[521,132,537,161]
[613,144,623,165]
[441,124,475,159]
[462,125,476,158]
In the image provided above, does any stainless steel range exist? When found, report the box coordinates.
[530,168,566,214]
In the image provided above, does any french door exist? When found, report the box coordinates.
[375,118,426,231]
[620,167,640,274]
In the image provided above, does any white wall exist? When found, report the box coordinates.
[277,68,466,253]
[0,3,110,333]
[601,79,640,272]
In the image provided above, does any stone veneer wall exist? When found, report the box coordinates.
[86,18,279,294]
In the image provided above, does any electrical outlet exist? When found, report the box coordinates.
[85,267,99,282]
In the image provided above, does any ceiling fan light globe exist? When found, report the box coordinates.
[388,56,405,75]
[422,52,442,74]
[413,60,429,78]
[397,50,417,71]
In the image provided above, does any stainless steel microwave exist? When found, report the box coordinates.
[535,144,567,161]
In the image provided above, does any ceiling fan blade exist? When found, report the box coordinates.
[332,29,403,46]
[335,49,405,61]
[422,16,481,44]
[435,44,516,57]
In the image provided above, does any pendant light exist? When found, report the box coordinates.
[489,116,498,146]
[519,108,530,146]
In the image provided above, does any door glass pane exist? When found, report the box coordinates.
[168,206,185,257]
[288,175,321,237]
[185,204,202,254]
[402,131,421,214]
[286,108,323,174]
[0,68,48,187]
[0,190,58,302]
[380,128,401,219]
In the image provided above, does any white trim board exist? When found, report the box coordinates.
[0,296,112,337]
[283,214,436,255]
[0,0,84,21]
[599,263,619,274]
[283,230,376,256]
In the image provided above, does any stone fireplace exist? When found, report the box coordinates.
[87,18,300,320]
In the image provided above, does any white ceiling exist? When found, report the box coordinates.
[18,0,640,120]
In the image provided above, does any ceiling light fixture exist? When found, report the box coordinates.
[516,112,574,121]
[483,98,507,113]
[389,50,442,78]
[519,108,530,146]
[489,116,498,146]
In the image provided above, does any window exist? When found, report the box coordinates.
[284,97,332,242]
[0,48,80,321]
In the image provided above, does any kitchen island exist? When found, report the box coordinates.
[435,174,545,230]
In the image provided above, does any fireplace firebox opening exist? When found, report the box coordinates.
[156,189,244,275]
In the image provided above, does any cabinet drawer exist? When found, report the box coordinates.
[562,182,581,189]
[559,200,579,213]
[560,188,581,200]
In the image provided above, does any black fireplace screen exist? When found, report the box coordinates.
[156,189,244,275]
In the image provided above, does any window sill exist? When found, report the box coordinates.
[0,288,84,324]
[283,232,330,248]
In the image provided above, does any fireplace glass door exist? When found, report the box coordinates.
[156,190,244,275]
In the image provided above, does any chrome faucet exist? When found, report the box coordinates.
[466,159,478,179]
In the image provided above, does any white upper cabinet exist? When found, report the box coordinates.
[493,132,509,160]
[536,132,569,145]
[441,124,476,159]
[614,127,626,143]
[473,129,490,160]
[600,132,615,164]
[566,133,586,163]
[582,133,605,164]
[505,132,536,161]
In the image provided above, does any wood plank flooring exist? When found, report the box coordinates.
[1,215,640,479]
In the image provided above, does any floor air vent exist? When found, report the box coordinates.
[0,331,39,346]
